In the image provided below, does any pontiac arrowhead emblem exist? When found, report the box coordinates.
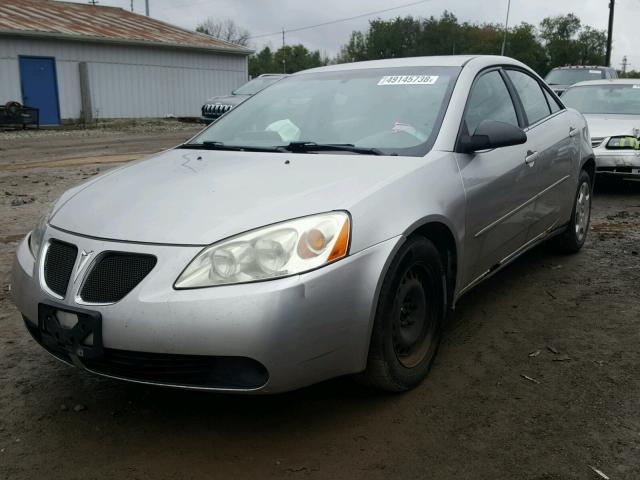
[74,250,94,282]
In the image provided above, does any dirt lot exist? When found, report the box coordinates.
[0,125,639,479]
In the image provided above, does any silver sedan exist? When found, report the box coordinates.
[12,55,594,393]
[562,79,640,179]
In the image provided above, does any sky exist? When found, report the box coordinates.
[63,0,640,70]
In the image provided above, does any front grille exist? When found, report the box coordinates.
[202,103,232,118]
[80,252,156,303]
[44,240,78,297]
[82,349,269,389]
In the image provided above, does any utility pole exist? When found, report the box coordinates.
[145,0,149,16]
[621,55,628,74]
[282,28,286,73]
[500,0,511,56]
[130,0,134,12]
[88,0,98,5]
[605,0,614,67]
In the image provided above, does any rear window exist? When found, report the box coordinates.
[562,84,640,115]
[545,69,605,86]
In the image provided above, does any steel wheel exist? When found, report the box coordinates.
[574,180,591,243]
[392,264,437,369]
[359,236,446,392]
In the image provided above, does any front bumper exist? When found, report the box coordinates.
[594,148,640,178]
[11,227,400,393]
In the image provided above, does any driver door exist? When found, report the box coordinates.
[455,69,540,289]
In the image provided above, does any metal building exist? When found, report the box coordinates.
[0,0,252,124]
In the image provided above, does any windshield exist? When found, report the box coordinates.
[545,69,604,85]
[233,76,284,95]
[189,66,461,156]
[562,84,640,115]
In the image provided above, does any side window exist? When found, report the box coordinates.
[543,88,562,114]
[464,70,519,135]
[506,70,551,125]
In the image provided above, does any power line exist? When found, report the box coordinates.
[248,0,432,40]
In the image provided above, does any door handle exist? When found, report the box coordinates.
[525,150,538,167]
[569,127,579,138]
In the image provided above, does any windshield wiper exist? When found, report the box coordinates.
[278,141,385,156]
[177,141,280,153]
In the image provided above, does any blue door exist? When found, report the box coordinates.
[19,56,61,125]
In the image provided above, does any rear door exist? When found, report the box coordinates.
[455,69,540,288]
[504,69,575,238]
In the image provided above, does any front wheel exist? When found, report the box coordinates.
[358,236,446,392]
[550,169,592,254]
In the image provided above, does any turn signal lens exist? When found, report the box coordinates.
[328,218,350,261]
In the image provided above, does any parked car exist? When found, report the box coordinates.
[12,55,594,394]
[201,74,287,123]
[561,79,640,179]
[544,65,618,96]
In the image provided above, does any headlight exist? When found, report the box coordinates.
[29,206,53,258]
[175,212,350,288]
[606,136,640,150]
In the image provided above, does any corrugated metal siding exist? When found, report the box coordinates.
[0,36,247,119]
[0,57,21,102]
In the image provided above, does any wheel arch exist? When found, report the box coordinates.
[407,220,459,306]
[581,155,596,186]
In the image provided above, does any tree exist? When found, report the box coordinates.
[196,18,250,47]
[336,31,367,63]
[334,11,607,76]
[505,23,548,74]
[249,44,328,76]
[539,14,582,68]
[576,26,607,65]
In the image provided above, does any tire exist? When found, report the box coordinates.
[550,169,592,254]
[5,101,21,116]
[358,236,447,392]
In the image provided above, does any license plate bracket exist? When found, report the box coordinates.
[38,303,104,359]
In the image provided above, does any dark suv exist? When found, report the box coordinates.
[201,74,287,123]
[544,66,618,96]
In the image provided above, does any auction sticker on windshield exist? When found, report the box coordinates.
[378,75,439,86]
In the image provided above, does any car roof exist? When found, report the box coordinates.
[570,79,640,87]
[297,55,526,74]
[550,65,611,71]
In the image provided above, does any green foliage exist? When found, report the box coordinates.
[246,12,608,77]
[619,70,640,79]
[505,23,548,73]
[249,44,328,76]
[333,12,607,75]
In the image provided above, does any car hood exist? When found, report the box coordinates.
[584,114,640,139]
[50,148,425,245]
[548,84,569,93]
[204,94,249,106]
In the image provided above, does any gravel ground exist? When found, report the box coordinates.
[0,128,639,479]
[0,120,202,168]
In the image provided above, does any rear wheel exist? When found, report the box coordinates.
[358,236,446,392]
[550,169,592,253]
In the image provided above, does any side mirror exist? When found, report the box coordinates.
[460,120,527,153]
